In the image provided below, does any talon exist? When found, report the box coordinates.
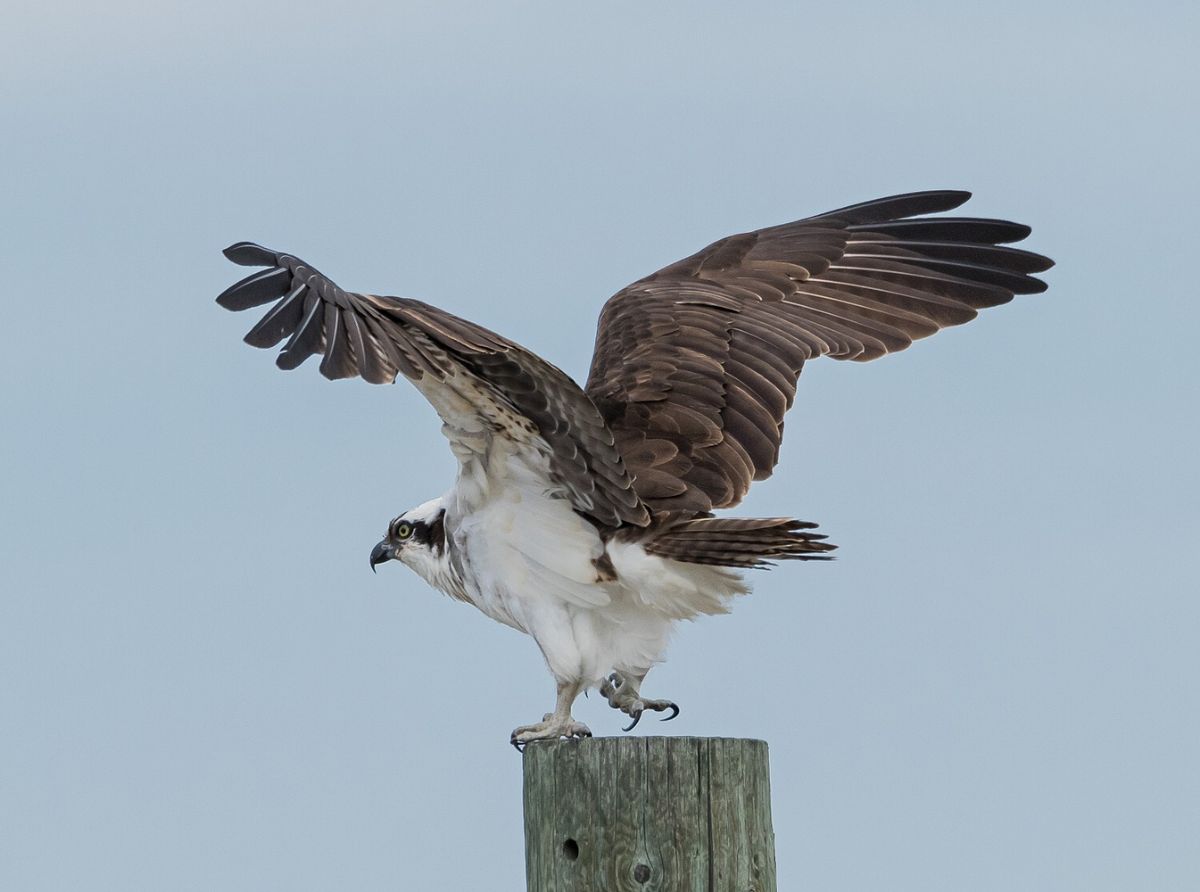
[511,716,593,745]
[660,702,680,722]
[623,711,642,732]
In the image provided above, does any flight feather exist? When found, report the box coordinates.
[584,190,1053,515]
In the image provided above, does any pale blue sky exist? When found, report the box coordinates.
[2,2,1198,890]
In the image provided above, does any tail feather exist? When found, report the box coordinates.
[644,517,836,568]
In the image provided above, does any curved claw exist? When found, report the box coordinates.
[622,711,643,733]
[659,702,680,722]
[511,738,525,753]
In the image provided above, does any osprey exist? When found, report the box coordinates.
[216,190,1051,748]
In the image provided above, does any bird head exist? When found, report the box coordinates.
[370,497,449,585]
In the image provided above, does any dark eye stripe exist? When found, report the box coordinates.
[386,510,445,551]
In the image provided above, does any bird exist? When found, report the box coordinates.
[215,189,1052,748]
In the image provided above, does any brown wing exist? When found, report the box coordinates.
[217,243,649,529]
[585,190,1053,516]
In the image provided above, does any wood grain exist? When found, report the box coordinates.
[523,737,776,892]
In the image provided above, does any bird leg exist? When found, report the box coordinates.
[600,670,680,732]
[510,680,592,750]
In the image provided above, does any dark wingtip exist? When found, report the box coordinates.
[1012,223,1034,242]
[1039,255,1056,272]
[223,242,279,267]
[916,189,972,214]
[215,266,292,311]
[819,189,976,226]
[929,188,972,206]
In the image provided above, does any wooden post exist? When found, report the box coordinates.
[522,737,776,892]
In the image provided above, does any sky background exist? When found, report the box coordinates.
[2,2,1198,890]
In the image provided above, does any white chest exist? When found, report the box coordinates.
[447,449,613,633]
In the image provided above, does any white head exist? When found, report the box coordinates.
[368,497,456,594]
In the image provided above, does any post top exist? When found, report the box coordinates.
[520,735,770,763]
[522,735,766,748]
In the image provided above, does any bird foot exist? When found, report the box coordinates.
[600,672,679,732]
[510,716,592,751]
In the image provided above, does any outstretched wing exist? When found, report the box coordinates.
[216,243,649,529]
[585,190,1053,516]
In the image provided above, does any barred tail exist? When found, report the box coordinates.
[644,517,836,568]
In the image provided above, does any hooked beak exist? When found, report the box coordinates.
[369,539,396,573]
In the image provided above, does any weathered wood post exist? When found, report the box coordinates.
[523,737,776,892]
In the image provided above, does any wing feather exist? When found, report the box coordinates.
[243,282,308,348]
[216,266,292,311]
[217,244,649,529]
[586,190,1052,514]
[277,288,325,370]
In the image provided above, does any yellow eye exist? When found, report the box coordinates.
[395,523,413,540]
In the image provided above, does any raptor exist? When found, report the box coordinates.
[216,190,1051,747]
